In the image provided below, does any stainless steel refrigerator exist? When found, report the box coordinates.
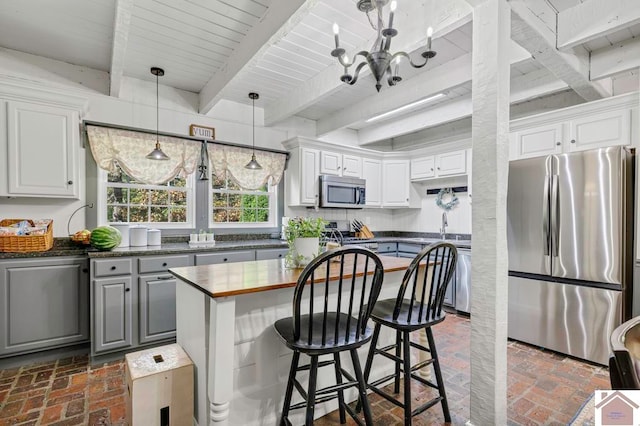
[507,146,634,365]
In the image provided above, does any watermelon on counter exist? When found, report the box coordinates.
[90,226,122,250]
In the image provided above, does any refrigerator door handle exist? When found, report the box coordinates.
[551,174,559,257]
[543,175,550,256]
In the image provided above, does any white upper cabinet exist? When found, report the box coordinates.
[4,100,80,198]
[509,93,636,161]
[362,158,382,207]
[568,109,631,152]
[436,150,466,176]
[320,151,342,175]
[510,123,563,160]
[342,154,363,178]
[410,157,435,180]
[382,160,410,207]
[320,150,362,178]
[285,147,320,207]
[411,150,466,181]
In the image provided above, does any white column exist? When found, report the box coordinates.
[208,297,236,425]
[469,0,510,425]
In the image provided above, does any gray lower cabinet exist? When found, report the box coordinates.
[138,274,176,344]
[377,242,397,256]
[93,276,133,354]
[0,257,89,357]
[195,250,255,265]
[255,248,288,260]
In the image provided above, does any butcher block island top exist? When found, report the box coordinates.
[169,254,415,298]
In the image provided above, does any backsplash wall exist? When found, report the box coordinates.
[285,207,396,232]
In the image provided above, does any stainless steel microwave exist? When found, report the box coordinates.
[319,175,366,208]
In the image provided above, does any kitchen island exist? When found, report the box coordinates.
[169,255,423,426]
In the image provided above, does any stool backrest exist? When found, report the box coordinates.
[292,246,385,345]
[393,242,457,323]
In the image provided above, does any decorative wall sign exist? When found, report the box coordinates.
[189,124,215,139]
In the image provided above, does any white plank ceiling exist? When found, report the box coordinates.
[0,0,638,144]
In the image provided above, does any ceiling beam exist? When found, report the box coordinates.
[263,0,474,127]
[316,41,530,136]
[557,0,640,50]
[591,38,640,80]
[109,0,133,97]
[357,68,568,145]
[509,0,611,101]
[198,0,310,115]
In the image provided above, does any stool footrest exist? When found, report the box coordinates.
[293,378,307,400]
[411,395,444,417]
[378,343,397,352]
[316,380,358,397]
[410,358,434,372]
[409,340,431,353]
[410,372,438,389]
[375,348,402,364]
[369,373,399,389]
[367,383,405,409]
[297,359,335,371]
[290,393,338,410]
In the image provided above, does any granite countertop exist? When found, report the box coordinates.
[0,238,287,259]
[88,239,288,258]
[0,232,471,259]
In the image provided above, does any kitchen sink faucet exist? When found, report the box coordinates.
[440,212,448,240]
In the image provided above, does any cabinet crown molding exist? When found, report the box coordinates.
[0,77,88,113]
[510,91,639,131]
[282,136,410,160]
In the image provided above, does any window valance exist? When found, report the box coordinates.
[208,144,287,190]
[87,125,200,185]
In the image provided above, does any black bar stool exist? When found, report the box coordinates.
[359,242,457,425]
[274,246,385,426]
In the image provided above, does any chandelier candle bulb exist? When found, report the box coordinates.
[388,1,396,29]
[333,23,340,48]
[427,26,433,51]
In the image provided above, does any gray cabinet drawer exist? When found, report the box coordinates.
[397,243,423,254]
[195,250,255,266]
[255,248,288,261]
[378,242,397,253]
[93,258,132,277]
[138,255,190,274]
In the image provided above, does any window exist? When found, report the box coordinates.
[98,165,195,228]
[210,172,277,228]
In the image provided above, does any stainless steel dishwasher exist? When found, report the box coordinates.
[455,249,471,314]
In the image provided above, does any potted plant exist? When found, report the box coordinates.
[284,217,327,268]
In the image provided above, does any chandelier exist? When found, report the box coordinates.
[331,0,436,92]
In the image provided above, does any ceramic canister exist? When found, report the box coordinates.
[111,224,130,248]
[147,229,161,246]
[129,225,148,247]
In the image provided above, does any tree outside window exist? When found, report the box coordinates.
[210,172,275,226]
[105,165,191,225]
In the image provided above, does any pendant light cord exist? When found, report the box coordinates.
[156,72,159,145]
[252,95,255,154]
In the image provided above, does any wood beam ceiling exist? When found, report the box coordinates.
[557,0,640,50]
[109,0,133,97]
[198,0,310,115]
[509,0,611,102]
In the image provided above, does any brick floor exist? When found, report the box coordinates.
[0,313,609,425]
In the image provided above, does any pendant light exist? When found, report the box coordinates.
[146,67,170,161]
[244,92,262,170]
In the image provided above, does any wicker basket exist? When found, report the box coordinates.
[0,219,54,253]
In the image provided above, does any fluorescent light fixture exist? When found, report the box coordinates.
[365,93,446,123]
